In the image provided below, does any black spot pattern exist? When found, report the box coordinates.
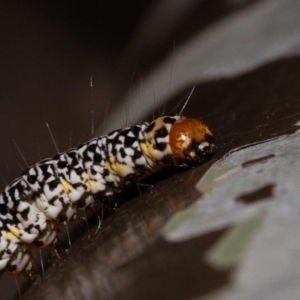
[0,115,214,276]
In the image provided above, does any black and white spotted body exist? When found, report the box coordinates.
[0,115,214,276]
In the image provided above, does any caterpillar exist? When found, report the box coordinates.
[0,115,214,278]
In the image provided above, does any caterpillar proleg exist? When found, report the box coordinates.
[0,114,214,277]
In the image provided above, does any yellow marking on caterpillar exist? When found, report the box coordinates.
[141,141,171,163]
[105,155,131,177]
[146,117,171,140]
[82,173,91,183]
[3,227,20,241]
[105,156,116,174]
[140,143,150,157]
[109,156,117,171]
[61,179,72,193]
[88,179,98,190]
[4,232,16,240]
[9,226,20,237]
[115,162,130,177]
[82,173,100,193]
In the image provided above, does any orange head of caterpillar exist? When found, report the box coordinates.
[169,117,214,165]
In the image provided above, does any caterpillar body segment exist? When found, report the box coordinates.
[0,115,214,276]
